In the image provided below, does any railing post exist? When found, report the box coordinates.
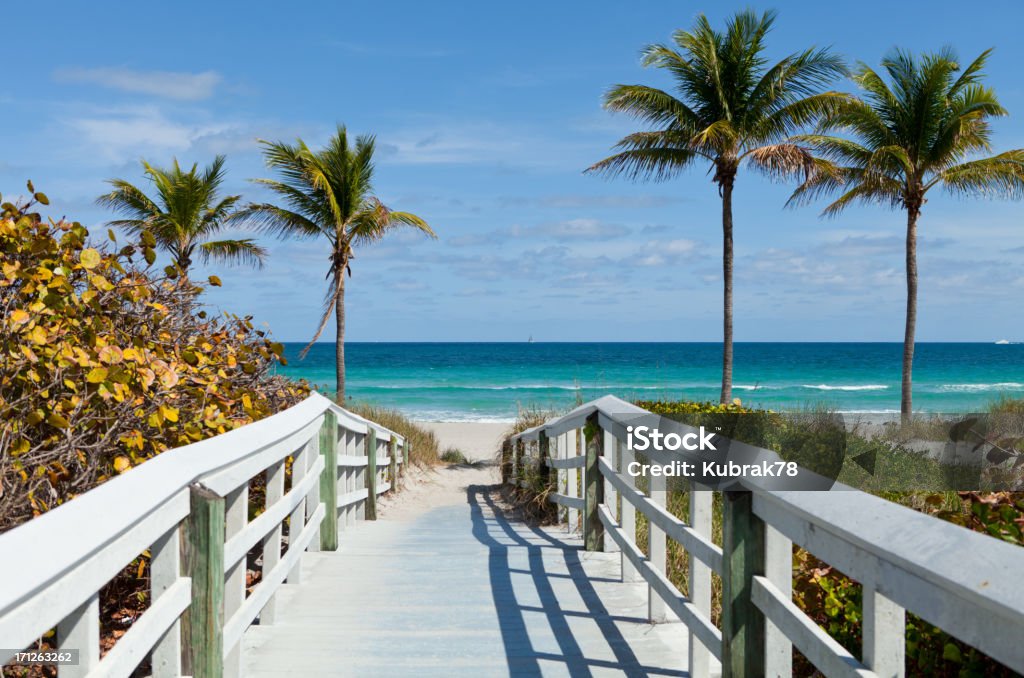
[260,460,286,623]
[538,430,551,492]
[689,482,713,676]
[150,524,182,677]
[319,410,339,551]
[619,435,639,582]
[722,489,765,678]
[649,470,667,622]
[515,439,525,486]
[602,430,620,554]
[389,435,399,493]
[354,432,366,521]
[501,439,512,484]
[583,412,604,552]
[365,428,378,520]
[763,524,793,677]
[566,431,579,533]
[182,485,225,678]
[863,586,906,678]
[57,594,99,678]
[223,486,248,677]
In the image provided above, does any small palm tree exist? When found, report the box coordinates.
[237,126,435,401]
[586,10,846,404]
[98,156,266,273]
[791,48,1024,418]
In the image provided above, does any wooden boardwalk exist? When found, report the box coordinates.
[242,484,689,677]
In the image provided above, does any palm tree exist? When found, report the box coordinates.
[791,48,1024,419]
[586,10,846,404]
[98,156,266,273]
[237,126,435,401]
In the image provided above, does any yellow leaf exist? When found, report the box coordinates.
[732,398,742,406]
[208,275,222,287]
[242,394,253,410]
[28,326,48,344]
[86,367,109,383]
[113,456,131,473]
[10,309,29,325]
[80,248,101,269]
[98,345,123,364]
[161,405,179,423]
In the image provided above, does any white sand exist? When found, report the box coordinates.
[374,422,509,521]
[416,421,509,462]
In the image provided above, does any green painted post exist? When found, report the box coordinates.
[389,435,399,493]
[501,440,512,484]
[538,430,552,492]
[181,485,225,678]
[722,490,766,678]
[318,410,338,551]
[515,439,525,485]
[583,413,604,552]
[366,428,378,520]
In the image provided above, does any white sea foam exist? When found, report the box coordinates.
[802,384,889,391]
[936,382,1024,392]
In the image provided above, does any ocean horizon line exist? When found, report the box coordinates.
[279,340,1022,345]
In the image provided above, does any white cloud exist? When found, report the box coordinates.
[54,67,222,101]
[63,106,235,163]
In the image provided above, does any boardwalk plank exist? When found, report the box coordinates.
[243,485,696,677]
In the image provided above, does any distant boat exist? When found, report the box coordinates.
[995,339,1011,345]
[528,335,534,344]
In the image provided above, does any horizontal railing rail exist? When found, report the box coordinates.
[0,392,407,678]
[506,395,1024,678]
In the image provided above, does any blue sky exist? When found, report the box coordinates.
[4,0,1024,342]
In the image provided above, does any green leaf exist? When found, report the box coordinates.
[46,412,70,429]
[108,229,117,242]
[143,247,157,266]
[140,230,156,247]
[208,275,222,287]
[942,642,962,663]
[34,192,49,205]
[164,265,179,279]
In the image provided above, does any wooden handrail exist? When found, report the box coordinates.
[506,394,1024,678]
[0,392,407,676]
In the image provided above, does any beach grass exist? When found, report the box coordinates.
[346,402,442,466]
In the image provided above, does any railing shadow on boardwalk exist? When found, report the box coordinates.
[467,484,688,678]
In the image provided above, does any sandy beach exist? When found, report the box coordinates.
[374,421,509,521]
[416,421,510,462]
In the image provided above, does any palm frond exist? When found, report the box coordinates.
[936,151,1024,197]
[199,238,269,268]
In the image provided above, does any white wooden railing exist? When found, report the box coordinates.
[0,392,407,678]
[506,395,1024,678]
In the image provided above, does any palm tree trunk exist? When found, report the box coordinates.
[335,274,346,402]
[720,180,735,405]
[901,207,919,422]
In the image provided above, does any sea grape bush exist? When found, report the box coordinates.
[0,187,308,532]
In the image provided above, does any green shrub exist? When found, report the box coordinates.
[0,189,308,532]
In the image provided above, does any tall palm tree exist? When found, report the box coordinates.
[237,126,435,401]
[791,48,1024,419]
[98,156,266,273]
[586,10,845,404]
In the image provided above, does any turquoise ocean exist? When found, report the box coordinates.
[276,343,1024,422]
